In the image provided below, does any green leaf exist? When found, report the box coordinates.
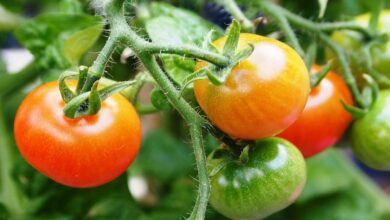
[297,149,352,203]
[144,2,223,85]
[15,14,103,70]
[128,130,194,183]
[63,24,103,66]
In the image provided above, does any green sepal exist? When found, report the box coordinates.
[76,66,89,94]
[99,81,135,101]
[310,61,332,88]
[305,42,317,69]
[63,80,135,118]
[58,70,78,103]
[86,82,101,116]
[208,44,254,86]
[202,30,219,53]
[361,74,379,109]
[341,100,367,120]
[223,19,241,57]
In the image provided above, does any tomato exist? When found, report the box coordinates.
[14,81,142,188]
[278,66,353,158]
[330,10,390,85]
[208,138,306,220]
[350,90,390,170]
[194,33,310,140]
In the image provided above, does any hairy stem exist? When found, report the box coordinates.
[81,35,119,93]
[145,43,229,67]
[105,1,211,218]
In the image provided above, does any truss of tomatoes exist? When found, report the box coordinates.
[13,31,390,220]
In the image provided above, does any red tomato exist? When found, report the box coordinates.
[14,81,142,188]
[194,33,310,140]
[278,66,353,158]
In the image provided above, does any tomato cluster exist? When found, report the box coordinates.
[193,33,363,219]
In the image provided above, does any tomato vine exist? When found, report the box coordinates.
[47,0,390,218]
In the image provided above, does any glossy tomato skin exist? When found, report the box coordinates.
[208,138,306,220]
[194,33,310,140]
[351,90,390,170]
[330,11,390,85]
[278,66,353,158]
[14,81,142,188]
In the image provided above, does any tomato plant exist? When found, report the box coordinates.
[194,33,310,140]
[330,10,390,86]
[14,81,142,187]
[1,0,390,219]
[279,66,354,158]
[350,90,390,170]
[208,138,306,220]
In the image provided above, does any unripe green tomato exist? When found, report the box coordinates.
[351,90,390,170]
[330,10,390,86]
[208,138,306,220]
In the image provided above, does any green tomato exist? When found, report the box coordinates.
[351,90,390,170]
[208,138,306,220]
[330,10,390,84]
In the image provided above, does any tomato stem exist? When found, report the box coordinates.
[101,1,211,218]
[259,1,305,57]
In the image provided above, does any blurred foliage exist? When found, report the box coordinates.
[0,0,390,219]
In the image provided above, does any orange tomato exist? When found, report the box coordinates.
[279,66,353,158]
[194,33,310,140]
[14,81,142,188]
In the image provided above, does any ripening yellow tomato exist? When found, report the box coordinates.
[194,33,310,140]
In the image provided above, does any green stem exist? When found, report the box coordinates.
[0,103,28,219]
[259,1,304,57]
[215,0,254,32]
[0,62,39,97]
[145,44,230,67]
[81,35,119,93]
[106,2,210,218]
[317,33,365,107]
[188,124,209,220]
[256,1,373,38]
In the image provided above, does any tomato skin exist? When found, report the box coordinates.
[14,81,142,188]
[351,90,390,170]
[278,66,353,158]
[208,138,306,220]
[194,33,310,140]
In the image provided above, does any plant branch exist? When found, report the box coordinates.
[259,1,304,56]
[256,1,374,38]
[105,2,210,219]
[144,44,230,67]
[317,33,365,107]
